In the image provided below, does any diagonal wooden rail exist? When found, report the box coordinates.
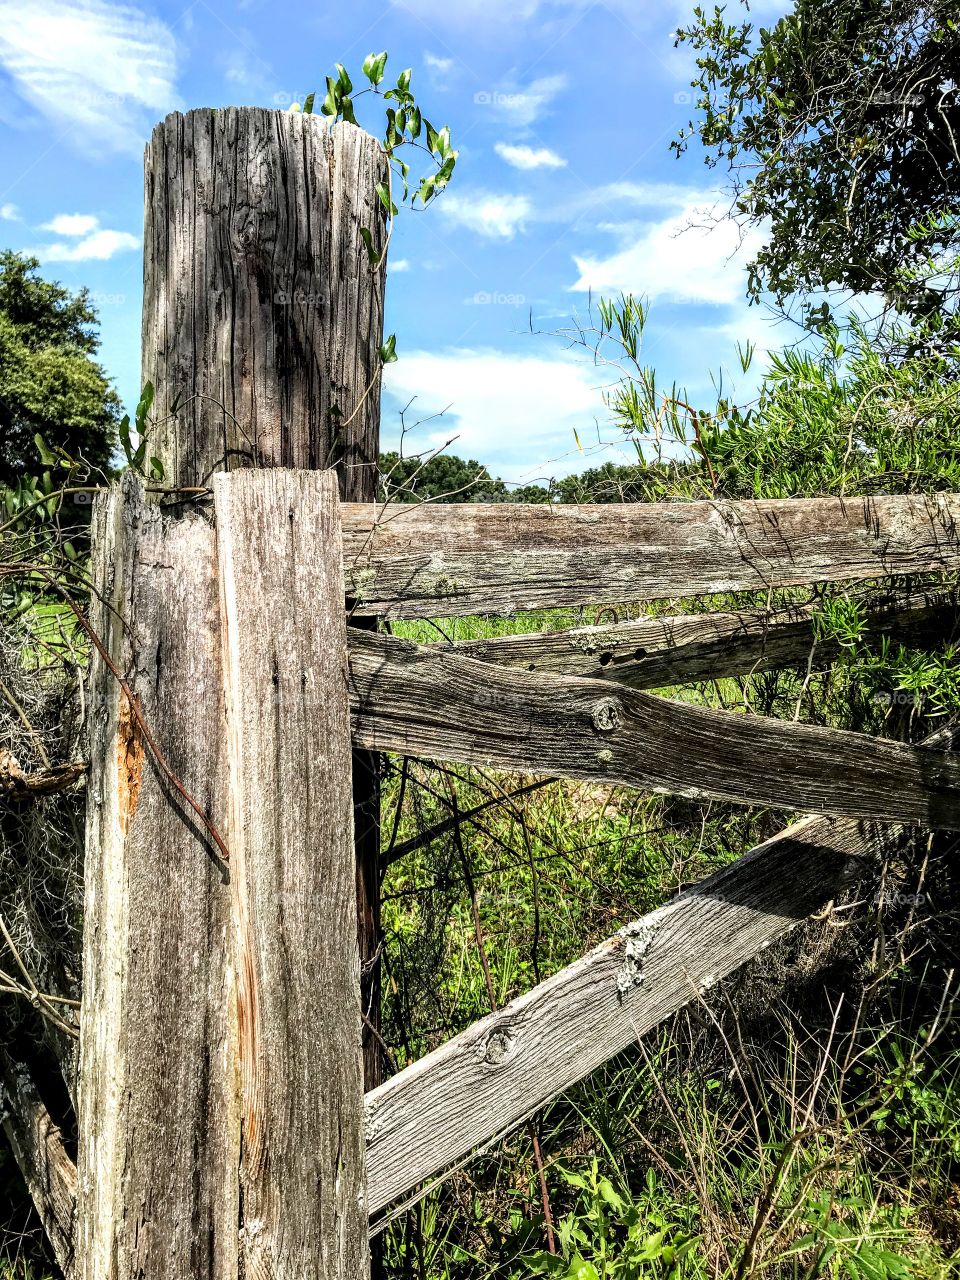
[341,493,960,617]
[364,810,895,1217]
[348,631,960,828]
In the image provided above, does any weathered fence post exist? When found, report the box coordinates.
[76,469,367,1277]
[216,470,367,1277]
[142,106,388,1090]
[76,479,239,1277]
[75,105,383,1277]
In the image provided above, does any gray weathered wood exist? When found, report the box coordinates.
[415,592,958,688]
[143,108,387,493]
[340,494,960,616]
[216,470,368,1279]
[348,631,960,827]
[0,1049,77,1276]
[144,104,387,1093]
[75,475,239,1279]
[364,811,892,1216]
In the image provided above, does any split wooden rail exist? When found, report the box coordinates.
[2,105,959,1280]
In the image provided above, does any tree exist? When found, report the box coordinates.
[0,252,120,488]
[379,450,508,501]
[673,0,960,326]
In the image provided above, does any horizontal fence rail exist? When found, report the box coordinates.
[341,494,960,617]
[420,591,957,688]
[348,632,960,828]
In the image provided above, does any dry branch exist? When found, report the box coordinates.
[0,1049,76,1276]
[0,750,86,800]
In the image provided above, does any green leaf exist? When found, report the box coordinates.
[321,76,339,117]
[397,67,412,94]
[363,51,388,86]
[379,334,398,364]
[33,433,57,467]
[565,1258,599,1280]
[375,182,398,216]
[359,226,382,266]
[302,92,315,115]
[335,63,353,94]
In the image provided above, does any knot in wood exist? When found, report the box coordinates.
[482,1026,517,1066]
[591,698,621,734]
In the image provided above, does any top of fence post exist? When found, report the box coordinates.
[142,106,388,499]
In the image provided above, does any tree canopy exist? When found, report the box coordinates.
[673,0,960,326]
[0,251,120,488]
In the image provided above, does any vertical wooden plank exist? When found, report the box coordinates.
[142,104,387,1093]
[75,475,239,1279]
[215,469,367,1280]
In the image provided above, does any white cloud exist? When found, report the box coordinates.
[0,0,179,155]
[383,347,612,478]
[439,192,533,240]
[0,203,20,222]
[480,73,567,127]
[390,258,411,273]
[41,213,100,236]
[423,52,454,73]
[495,143,566,171]
[29,219,140,262]
[572,199,763,306]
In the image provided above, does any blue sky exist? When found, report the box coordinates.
[0,0,790,484]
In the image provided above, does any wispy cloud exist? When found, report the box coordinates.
[28,213,139,262]
[0,203,21,222]
[571,198,762,307]
[390,258,412,273]
[495,143,567,171]
[476,73,567,128]
[424,52,454,73]
[0,0,179,155]
[439,192,533,240]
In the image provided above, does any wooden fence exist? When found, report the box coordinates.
[2,106,959,1280]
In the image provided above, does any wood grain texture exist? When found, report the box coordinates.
[76,475,239,1280]
[216,470,368,1280]
[0,1049,77,1277]
[340,494,960,617]
[365,812,894,1216]
[420,592,958,688]
[348,632,960,827]
[143,103,387,1095]
[143,108,387,494]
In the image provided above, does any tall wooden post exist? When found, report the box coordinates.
[76,472,366,1278]
[142,107,388,1088]
[74,105,385,1277]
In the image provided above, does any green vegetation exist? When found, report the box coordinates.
[0,251,119,492]
[673,0,960,330]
